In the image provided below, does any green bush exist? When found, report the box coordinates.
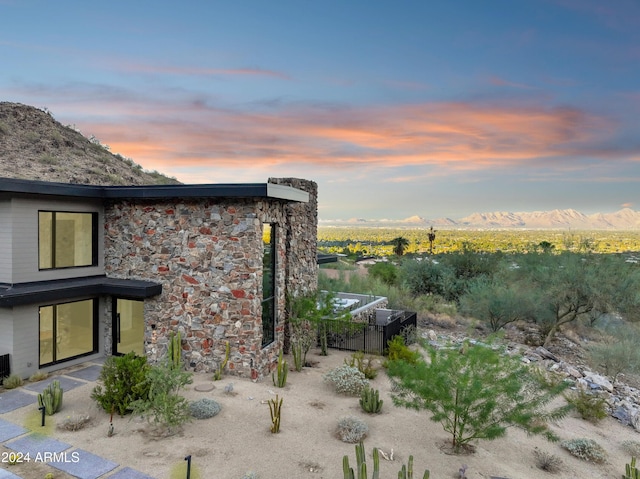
[130,360,193,434]
[368,262,399,285]
[564,389,608,423]
[385,335,420,364]
[324,365,369,396]
[560,438,607,463]
[359,387,383,414]
[387,340,571,452]
[588,324,640,382]
[91,352,150,415]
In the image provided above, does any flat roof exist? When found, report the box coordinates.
[0,177,309,203]
[0,276,162,307]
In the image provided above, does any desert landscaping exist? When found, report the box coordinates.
[3,322,640,479]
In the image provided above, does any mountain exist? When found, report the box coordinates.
[320,209,640,230]
[0,102,179,185]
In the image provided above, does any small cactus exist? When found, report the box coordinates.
[343,442,430,479]
[37,380,63,415]
[624,456,640,479]
[272,350,288,388]
[360,387,383,414]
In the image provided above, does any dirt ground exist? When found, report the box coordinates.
[2,345,640,479]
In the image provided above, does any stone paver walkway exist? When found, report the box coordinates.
[0,361,156,479]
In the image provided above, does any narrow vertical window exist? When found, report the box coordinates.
[261,223,276,347]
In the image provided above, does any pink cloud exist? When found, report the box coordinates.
[52,95,627,181]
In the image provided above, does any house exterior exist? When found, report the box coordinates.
[0,176,318,380]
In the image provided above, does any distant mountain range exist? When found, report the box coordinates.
[319,208,640,230]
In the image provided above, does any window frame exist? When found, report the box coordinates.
[39,298,99,367]
[261,223,276,347]
[38,210,99,270]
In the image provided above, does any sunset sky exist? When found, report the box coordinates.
[2,0,639,220]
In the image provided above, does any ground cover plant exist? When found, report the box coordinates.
[387,340,572,452]
[324,364,369,395]
[560,438,607,463]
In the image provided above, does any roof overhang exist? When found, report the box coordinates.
[0,276,162,307]
[0,178,309,203]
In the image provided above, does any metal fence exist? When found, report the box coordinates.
[323,311,417,355]
[0,354,10,384]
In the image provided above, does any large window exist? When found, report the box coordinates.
[261,223,276,347]
[39,299,98,366]
[39,211,98,269]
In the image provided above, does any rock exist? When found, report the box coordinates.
[631,411,640,431]
[564,366,583,379]
[583,372,614,393]
[194,383,216,392]
[535,346,559,362]
[427,329,437,341]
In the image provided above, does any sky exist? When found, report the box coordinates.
[1,0,640,221]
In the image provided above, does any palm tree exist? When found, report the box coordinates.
[391,236,409,256]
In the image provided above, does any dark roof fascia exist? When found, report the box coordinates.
[0,178,309,203]
[317,253,338,264]
[0,276,162,307]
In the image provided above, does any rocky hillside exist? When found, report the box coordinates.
[0,102,179,185]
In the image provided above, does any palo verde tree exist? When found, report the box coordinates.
[522,252,640,347]
[387,340,571,453]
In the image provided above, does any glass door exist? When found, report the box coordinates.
[113,298,145,356]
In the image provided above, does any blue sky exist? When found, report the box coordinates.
[2,0,639,220]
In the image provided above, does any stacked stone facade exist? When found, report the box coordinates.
[103,178,318,379]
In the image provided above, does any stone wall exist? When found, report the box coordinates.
[103,179,318,379]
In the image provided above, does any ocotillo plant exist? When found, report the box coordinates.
[37,380,63,415]
[269,395,283,433]
[213,341,230,381]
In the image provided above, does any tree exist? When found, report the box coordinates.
[525,253,622,346]
[428,226,437,254]
[459,277,535,332]
[391,236,409,256]
[387,341,571,452]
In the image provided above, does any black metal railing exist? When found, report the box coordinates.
[0,354,10,384]
[323,311,417,355]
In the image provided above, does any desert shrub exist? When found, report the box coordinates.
[240,473,258,479]
[533,448,563,473]
[387,340,571,452]
[91,352,150,415]
[368,261,399,285]
[560,438,607,463]
[130,360,193,434]
[564,389,608,423]
[2,374,23,389]
[385,335,420,364]
[345,351,378,379]
[189,398,222,419]
[29,371,48,382]
[588,324,640,382]
[323,365,369,396]
[621,440,640,457]
[58,412,92,431]
[336,416,368,443]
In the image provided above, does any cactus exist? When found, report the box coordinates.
[272,350,288,388]
[269,394,283,433]
[343,442,429,479]
[624,457,640,479]
[168,331,182,369]
[37,380,63,415]
[360,387,383,414]
[398,456,430,479]
[343,442,379,479]
[213,341,230,381]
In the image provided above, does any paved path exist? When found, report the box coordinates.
[0,361,156,479]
